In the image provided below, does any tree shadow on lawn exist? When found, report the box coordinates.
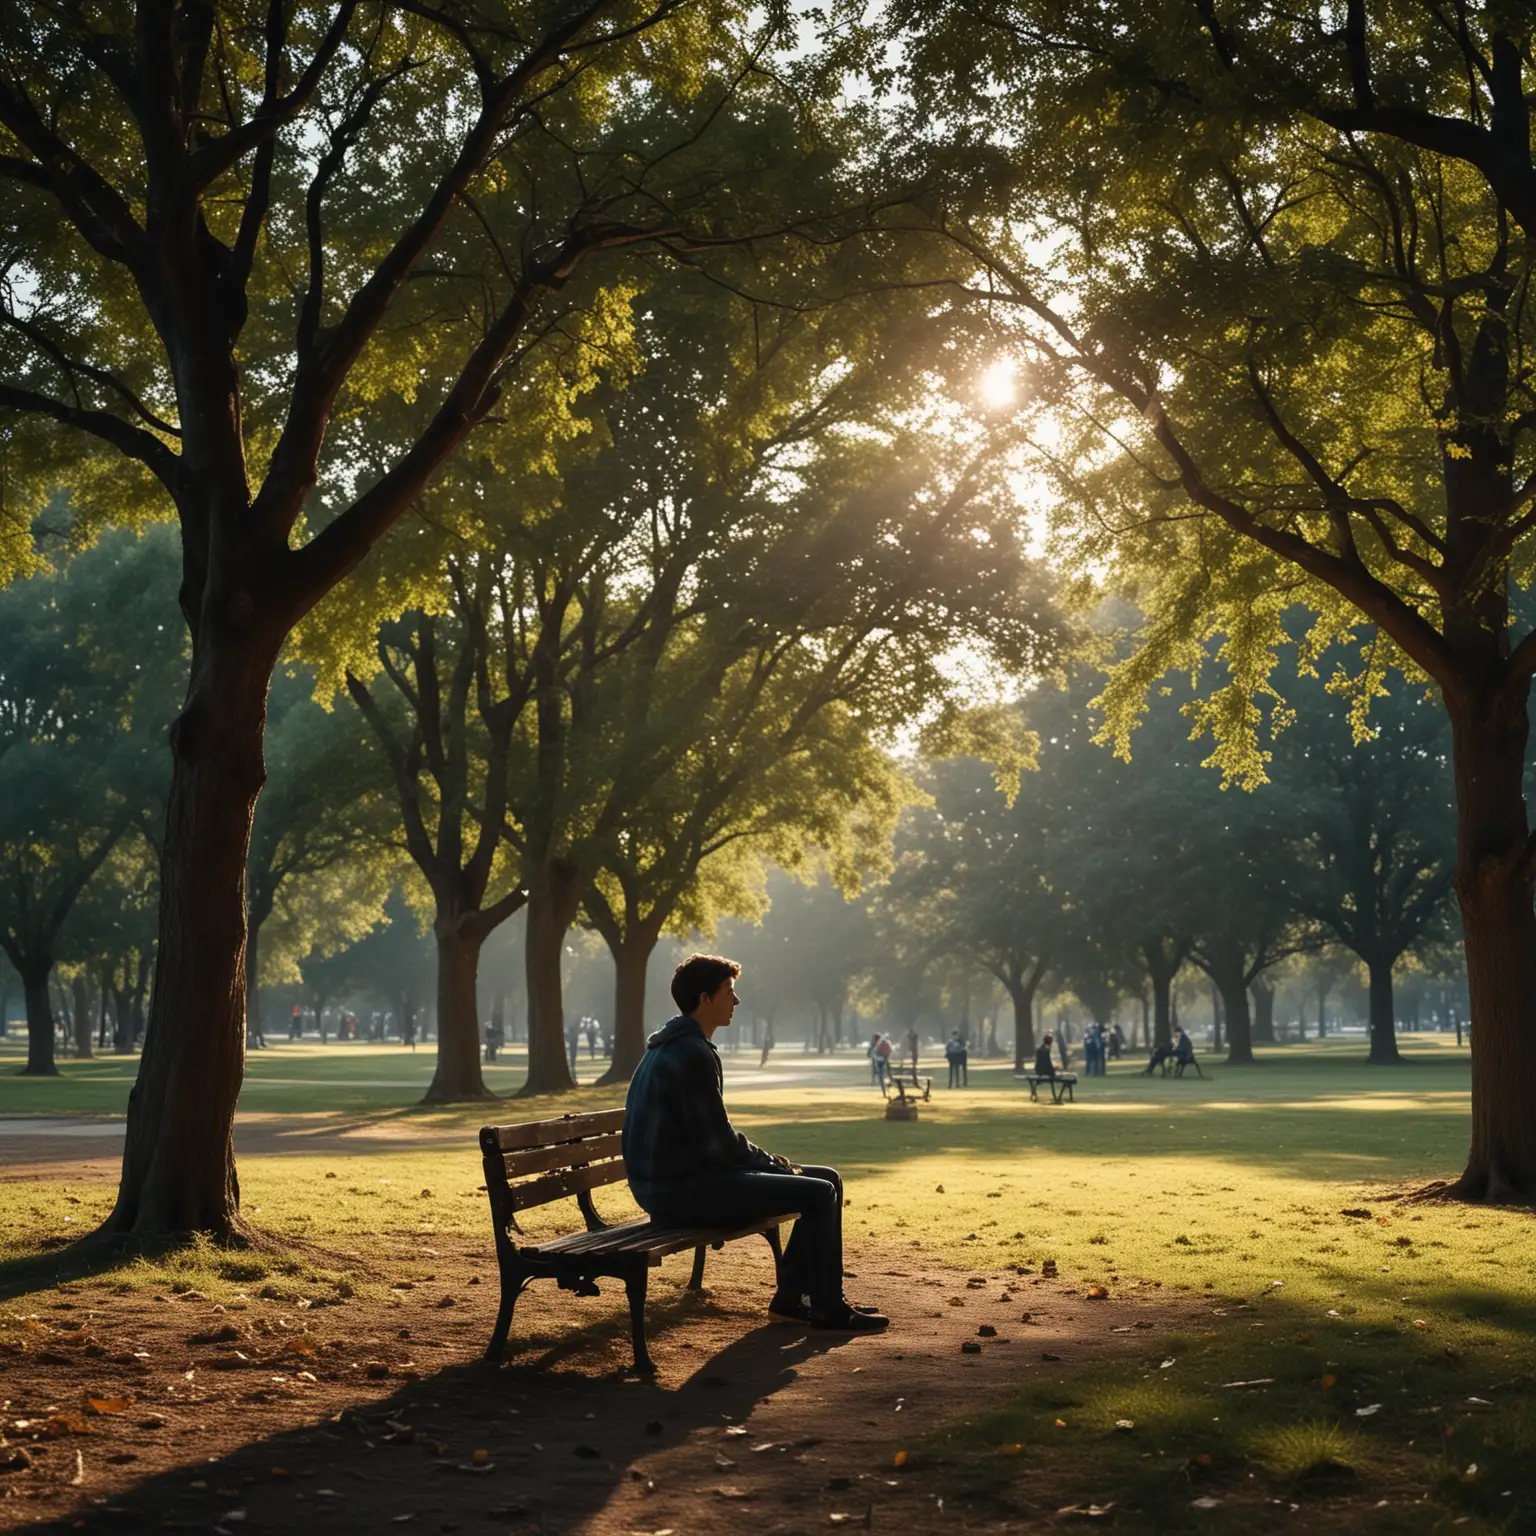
[13,1317,851,1536]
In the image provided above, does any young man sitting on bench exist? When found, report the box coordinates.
[623,953,889,1333]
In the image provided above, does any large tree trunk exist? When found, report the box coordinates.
[423,919,495,1103]
[72,974,94,1060]
[1143,942,1180,1048]
[21,964,58,1076]
[1250,978,1276,1045]
[1365,955,1405,1064]
[1441,685,1536,1201]
[1009,975,1041,1071]
[1221,976,1253,1063]
[518,858,581,1096]
[597,926,659,1086]
[1200,958,1252,1063]
[105,642,274,1238]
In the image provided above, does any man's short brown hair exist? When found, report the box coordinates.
[671,954,740,1016]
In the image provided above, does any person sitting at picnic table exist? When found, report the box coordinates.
[623,954,888,1333]
[1143,1038,1175,1075]
[1033,1034,1057,1078]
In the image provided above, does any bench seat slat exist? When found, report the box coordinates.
[519,1214,789,1261]
[485,1109,626,1153]
[509,1158,628,1211]
[503,1132,624,1179]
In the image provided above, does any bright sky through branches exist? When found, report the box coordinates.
[978,358,1016,410]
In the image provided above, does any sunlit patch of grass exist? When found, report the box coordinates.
[1255,1419,1370,1481]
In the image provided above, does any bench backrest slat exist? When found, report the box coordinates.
[503,1131,623,1179]
[483,1108,626,1154]
[511,1159,629,1212]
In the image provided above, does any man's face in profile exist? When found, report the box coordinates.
[695,978,741,1033]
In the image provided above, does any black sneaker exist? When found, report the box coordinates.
[808,1304,890,1332]
[768,1295,812,1323]
[769,1295,883,1323]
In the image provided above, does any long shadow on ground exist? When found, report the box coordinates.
[15,1323,850,1535]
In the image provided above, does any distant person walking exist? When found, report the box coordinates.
[290,1004,303,1041]
[1083,1024,1101,1077]
[905,1029,920,1073]
[875,1031,892,1087]
[759,1024,775,1067]
[867,1032,885,1088]
[1056,1030,1069,1071]
[403,1012,416,1050]
[566,1016,581,1074]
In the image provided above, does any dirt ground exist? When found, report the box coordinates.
[0,1218,1203,1536]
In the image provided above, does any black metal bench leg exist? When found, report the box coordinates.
[486,1271,525,1363]
[625,1262,655,1375]
[763,1223,786,1290]
[688,1245,708,1289]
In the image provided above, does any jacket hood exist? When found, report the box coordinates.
[645,1015,702,1051]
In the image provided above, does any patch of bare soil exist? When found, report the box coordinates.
[0,1236,1199,1534]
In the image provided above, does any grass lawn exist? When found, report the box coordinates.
[2,1032,1533,1531]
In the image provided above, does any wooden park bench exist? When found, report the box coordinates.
[1016,1071,1078,1104]
[479,1109,800,1374]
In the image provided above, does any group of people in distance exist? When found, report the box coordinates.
[864,1027,976,1088]
[1033,1025,1199,1080]
[1080,1020,1123,1076]
[865,1028,922,1089]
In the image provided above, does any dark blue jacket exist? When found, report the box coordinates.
[623,1015,774,1210]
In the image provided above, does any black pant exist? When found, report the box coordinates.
[646,1164,844,1311]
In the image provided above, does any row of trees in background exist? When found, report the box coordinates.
[5,519,1463,1086]
[807,647,1461,1069]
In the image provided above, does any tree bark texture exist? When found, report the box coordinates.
[518,858,581,1096]
[1366,956,1405,1064]
[106,642,275,1237]
[21,965,57,1076]
[424,922,494,1103]
[1443,686,1536,1200]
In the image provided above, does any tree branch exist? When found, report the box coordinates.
[0,381,178,489]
